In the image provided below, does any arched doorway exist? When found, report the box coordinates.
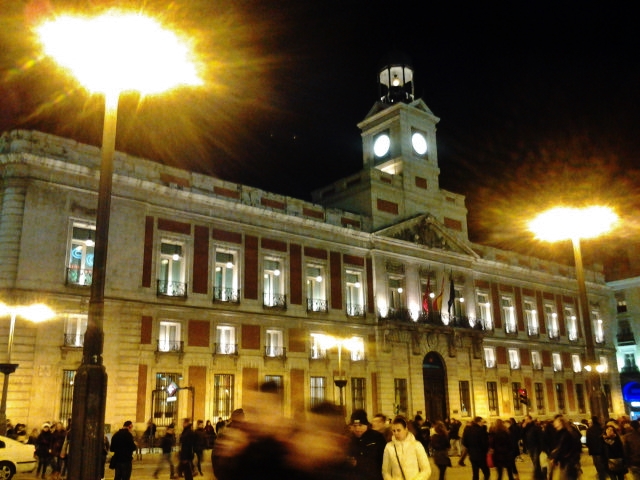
[422,352,447,422]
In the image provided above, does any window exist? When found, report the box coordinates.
[565,306,578,341]
[531,351,543,370]
[351,377,366,410]
[593,309,605,344]
[502,296,517,334]
[576,384,586,413]
[599,355,609,373]
[213,374,234,419]
[617,296,628,313]
[67,221,95,286]
[60,370,75,422]
[476,292,492,330]
[556,383,566,412]
[604,384,613,412]
[263,257,286,308]
[459,381,471,417]
[310,376,326,409]
[154,373,181,426]
[508,348,521,370]
[216,325,237,355]
[623,353,638,372]
[572,354,582,373]
[545,304,559,339]
[64,314,87,347]
[534,382,545,412]
[388,277,405,310]
[310,333,328,360]
[512,382,523,412]
[524,300,539,336]
[158,240,187,297]
[453,288,466,319]
[349,337,365,361]
[158,321,182,352]
[346,269,365,317]
[306,264,327,312]
[394,379,408,415]
[214,249,239,302]
[264,375,284,412]
[484,347,496,368]
[487,381,499,416]
[265,329,285,358]
[552,352,562,372]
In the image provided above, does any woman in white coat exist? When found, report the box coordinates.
[382,416,432,480]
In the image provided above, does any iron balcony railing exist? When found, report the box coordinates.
[346,303,365,318]
[66,267,93,286]
[63,334,84,347]
[156,340,184,353]
[214,343,238,355]
[213,287,241,304]
[157,280,187,298]
[264,346,287,359]
[263,293,287,310]
[306,298,328,313]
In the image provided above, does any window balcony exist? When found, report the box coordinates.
[214,343,238,356]
[527,327,539,338]
[350,350,365,362]
[157,280,187,298]
[156,340,184,353]
[510,362,521,370]
[307,298,328,313]
[264,345,287,359]
[346,303,365,318]
[379,307,412,323]
[617,332,636,346]
[66,267,93,286]
[547,330,560,341]
[63,334,84,348]
[263,293,287,310]
[532,363,543,371]
[310,347,328,360]
[213,287,240,304]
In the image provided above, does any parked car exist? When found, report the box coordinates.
[572,422,587,446]
[0,435,36,479]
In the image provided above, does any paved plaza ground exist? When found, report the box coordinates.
[15,450,599,480]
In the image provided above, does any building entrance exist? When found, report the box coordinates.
[422,352,447,422]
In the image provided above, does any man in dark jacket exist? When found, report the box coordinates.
[523,415,544,480]
[587,416,607,480]
[110,420,137,480]
[462,416,490,480]
[623,420,640,480]
[347,409,386,480]
[179,418,197,480]
[153,424,176,479]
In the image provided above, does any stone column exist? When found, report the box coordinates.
[0,176,28,289]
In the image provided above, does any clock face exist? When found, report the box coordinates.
[412,132,427,155]
[373,134,391,157]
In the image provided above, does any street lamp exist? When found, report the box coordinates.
[36,11,201,479]
[529,206,618,423]
[322,336,360,409]
[0,302,55,435]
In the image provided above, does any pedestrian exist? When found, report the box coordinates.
[522,415,544,480]
[462,416,490,480]
[215,416,226,435]
[194,419,207,475]
[346,409,386,480]
[588,416,608,480]
[212,408,245,480]
[602,424,627,480]
[490,419,515,480]
[50,421,66,477]
[458,420,472,466]
[449,418,462,457]
[371,413,393,443]
[153,424,177,479]
[110,420,138,480]
[382,415,431,480]
[144,419,157,453]
[548,415,582,480]
[431,421,452,480]
[35,423,54,479]
[178,418,197,480]
[623,420,640,480]
[204,420,217,449]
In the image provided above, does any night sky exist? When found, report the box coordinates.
[1,0,639,273]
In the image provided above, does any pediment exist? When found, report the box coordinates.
[363,99,436,122]
[375,214,479,257]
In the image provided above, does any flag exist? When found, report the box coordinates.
[432,275,444,312]
[447,274,455,315]
[422,276,431,313]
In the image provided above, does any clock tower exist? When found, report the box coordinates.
[312,54,468,238]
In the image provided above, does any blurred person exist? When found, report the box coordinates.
[602,424,626,480]
[371,414,393,443]
[346,409,386,480]
[462,416,490,480]
[458,419,472,466]
[548,415,582,480]
[431,421,452,480]
[623,420,640,480]
[204,419,216,449]
[215,416,226,434]
[522,415,544,480]
[50,422,66,477]
[194,419,207,475]
[382,415,431,480]
[178,418,197,480]
[449,418,462,456]
[35,422,54,479]
[588,416,608,480]
[28,427,39,445]
[144,419,157,453]
[490,419,515,480]
[153,424,176,479]
[110,420,137,480]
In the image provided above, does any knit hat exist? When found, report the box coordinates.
[350,409,370,426]
[42,423,51,429]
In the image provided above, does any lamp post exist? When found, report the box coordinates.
[529,206,618,423]
[0,303,55,435]
[36,11,200,478]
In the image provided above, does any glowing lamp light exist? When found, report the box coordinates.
[36,11,202,97]
[529,206,618,242]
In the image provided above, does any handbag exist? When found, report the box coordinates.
[486,451,495,468]
[607,458,626,473]
[108,456,116,469]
